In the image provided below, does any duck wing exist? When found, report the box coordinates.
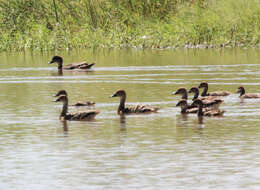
[63,62,95,70]
[241,93,260,99]
[66,110,99,120]
[202,99,224,109]
[203,109,225,117]
[125,104,159,113]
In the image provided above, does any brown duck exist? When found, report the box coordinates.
[188,87,224,109]
[191,99,225,117]
[198,82,230,96]
[54,95,99,121]
[48,56,95,70]
[237,86,260,99]
[55,90,95,107]
[110,90,159,115]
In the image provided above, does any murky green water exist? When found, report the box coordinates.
[0,49,260,190]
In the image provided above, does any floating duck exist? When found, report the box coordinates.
[110,90,159,115]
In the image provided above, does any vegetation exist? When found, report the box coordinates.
[0,0,260,51]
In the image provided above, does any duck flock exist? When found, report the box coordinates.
[49,55,260,121]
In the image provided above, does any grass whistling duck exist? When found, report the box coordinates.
[48,56,95,70]
[110,90,159,115]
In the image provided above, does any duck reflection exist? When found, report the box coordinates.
[175,114,189,128]
[197,116,204,129]
[58,69,63,76]
[119,115,127,131]
[61,120,69,136]
[51,69,63,76]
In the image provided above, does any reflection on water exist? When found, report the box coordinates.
[0,49,260,190]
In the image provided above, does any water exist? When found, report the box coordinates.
[0,49,260,190]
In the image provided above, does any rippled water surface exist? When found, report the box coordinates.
[0,49,260,190]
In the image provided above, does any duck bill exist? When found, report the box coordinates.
[236,89,241,94]
[110,94,116,98]
[172,91,178,95]
[48,61,54,64]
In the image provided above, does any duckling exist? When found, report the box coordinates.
[198,82,230,96]
[54,95,99,121]
[173,87,188,100]
[191,99,225,117]
[48,56,95,70]
[188,87,224,109]
[110,90,159,115]
[237,86,260,99]
[54,90,95,107]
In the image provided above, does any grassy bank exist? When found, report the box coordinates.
[0,0,260,51]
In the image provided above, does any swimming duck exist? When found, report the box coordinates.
[188,87,224,109]
[48,56,95,70]
[110,90,159,115]
[54,95,99,121]
[191,99,225,117]
[173,88,188,100]
[237,86,260,99]
[54,90,95,107]
[198,82,230,96]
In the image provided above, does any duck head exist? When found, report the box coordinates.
[54,95,68,102]
[198,82,208,89]
[237,86,245,96]
[110,90,126,98]
[54,90,67,97]
[48,56,63,64]
[188,87,199,93]
[173,88,187,95]
[176,100,188,107]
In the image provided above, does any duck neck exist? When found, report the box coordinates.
[180,104,188,114]
[118,95,126,114]
[192,89,199,100]
[181,91,188,100]
[58,62,63,70]
[201,85,208,96]
[239,88,245,96]
[197,103,203,116]
[60,99,68,119]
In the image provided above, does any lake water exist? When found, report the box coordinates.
[0,49,260,190]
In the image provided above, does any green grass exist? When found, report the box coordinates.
[0,0,260,51]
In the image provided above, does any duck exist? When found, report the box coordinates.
[173,88,188,100]
[110,90,159,115]
[48,56,95,70]
[237,86,260,99]
[188,87,224,109]
[191,99,225,117]
[198,82,230,96]
[54,95,99,121]
[54,90,95,107]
